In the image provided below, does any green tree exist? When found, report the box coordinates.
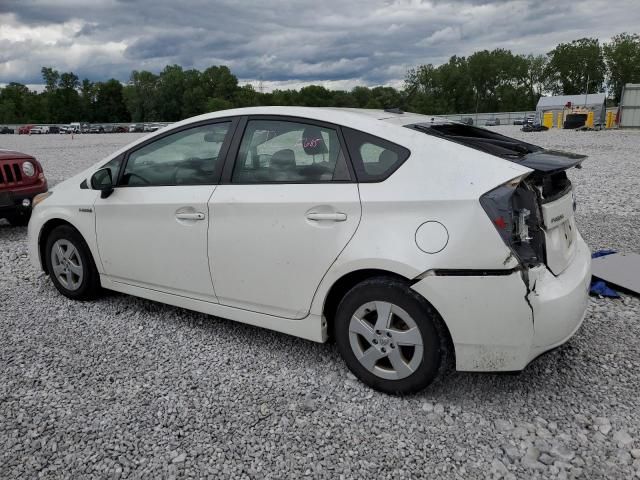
[54,72,82,122]
[95,79,129,122]
[41,67,59,93]
[437,56,474,113]
[182,69,207,117]
[206,97,233,112]
[80,79,96,122]
[297,85,333,106]
[157,65,185,121]
[545,38,605,95]
[524,54,547,107]
[234,84,260,107]
[331,90,357,107]
[603,33,640,103]
[350,86,372,108]
[202,65,238,101]
[0,82,33,122]
[123,70,158,121]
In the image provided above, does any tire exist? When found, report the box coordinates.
[6,212,31,226]
[335,277,451,394]
[45,225,101,300]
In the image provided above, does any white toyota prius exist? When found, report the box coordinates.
[28,107,591,394]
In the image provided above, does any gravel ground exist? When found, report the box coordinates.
[1,128,639,479]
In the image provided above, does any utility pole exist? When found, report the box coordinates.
[584,74,590,106]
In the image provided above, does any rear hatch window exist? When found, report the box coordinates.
[406,122,586,173]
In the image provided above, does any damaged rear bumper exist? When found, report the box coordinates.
[411,235,591,372]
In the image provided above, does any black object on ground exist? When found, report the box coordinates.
[564,113,588,129]
[521,124,549,132]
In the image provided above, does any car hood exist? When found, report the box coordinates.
[0,149,35,161]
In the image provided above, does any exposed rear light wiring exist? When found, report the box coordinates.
[480,175,545,268]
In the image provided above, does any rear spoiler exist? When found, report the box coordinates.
[517,150,586,173]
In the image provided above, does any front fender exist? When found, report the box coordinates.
[28,189,101,273]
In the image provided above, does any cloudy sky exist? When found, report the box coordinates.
[1,0,639,91]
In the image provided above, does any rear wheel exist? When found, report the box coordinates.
[335,277,450,394]
[45,225,101,300]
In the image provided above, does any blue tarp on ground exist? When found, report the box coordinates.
[590,250,620,298]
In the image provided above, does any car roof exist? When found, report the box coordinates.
[169,106,437,130]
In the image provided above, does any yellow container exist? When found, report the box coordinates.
[543,112,553,129]
[606,111,614,128]
[586,111,594,128]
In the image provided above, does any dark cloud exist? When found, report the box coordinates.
[1,0,639,89]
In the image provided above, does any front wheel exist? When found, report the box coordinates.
[335,277,450,394]
[45,225,101,300]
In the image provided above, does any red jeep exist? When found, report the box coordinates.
[0,150,48,226]
[18,125,34,135]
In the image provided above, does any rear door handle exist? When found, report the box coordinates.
[176,212,205,221]
[306,212,347,222]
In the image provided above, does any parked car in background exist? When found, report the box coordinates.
[27,107,591,394]
[129,124,144,132]
[29,126,50,134]
[0,149,48,226]
[143,123,162,132]
[0,126,14,134]
[525,115,536,125]
[81,124,91,134]
[18,124,34,135]
[48,126,60,134]
[461,117,474,126]
[513,118,525,125]
[114,125,128,133]
[485,118,501,126]
[90,125,105,134]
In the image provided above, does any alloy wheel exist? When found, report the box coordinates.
[348,301,424,380]
[51,239,84,291]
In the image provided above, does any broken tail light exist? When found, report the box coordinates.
[480,175,545,267]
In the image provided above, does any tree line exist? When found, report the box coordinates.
[1,32,638,125]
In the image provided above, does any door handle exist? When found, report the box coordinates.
[176,212,205,221]
[306,212,347,222]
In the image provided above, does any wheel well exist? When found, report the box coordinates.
[38,219,77,273]
[323,269,407,338]
[323,269,456,366]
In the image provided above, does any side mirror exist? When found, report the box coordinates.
[90,168,114,199]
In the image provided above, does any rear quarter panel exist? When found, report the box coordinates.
[310,132,531,316]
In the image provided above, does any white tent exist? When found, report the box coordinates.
[535,93,607,127]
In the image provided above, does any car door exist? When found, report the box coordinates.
[208,116,361,319]
[94,120,235,301]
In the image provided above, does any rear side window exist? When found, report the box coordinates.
[342,127,410,182]
[232,119,351,183]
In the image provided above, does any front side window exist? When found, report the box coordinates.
[121,122,230,186]
[343,127,410,182]
[232,119,350,183]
